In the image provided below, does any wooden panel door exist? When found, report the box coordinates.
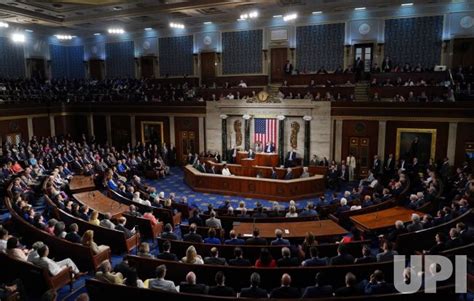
[179,131,196,164]
[270,48,288,83]
[89,59,104,80]
[140,56,156,78]
[200,52,216,82]
[29,58,46,80]
[349,137,370,177]
[453,38,474,67]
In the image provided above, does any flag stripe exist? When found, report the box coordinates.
[254,118,277,150]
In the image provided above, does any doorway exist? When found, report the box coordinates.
[270,48,288,83]
[349,137,370,178]
[354,43,373,80]
[5,133,21,146]
[179,131,196,164]
[200,52,216,83]
[28,58,46,80]
[140,56,156,78]
[452,38,474,67]
[89,59,104,80]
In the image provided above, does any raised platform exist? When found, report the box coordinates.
[183,165,325,201]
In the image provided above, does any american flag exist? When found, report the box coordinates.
[254,118,277,148]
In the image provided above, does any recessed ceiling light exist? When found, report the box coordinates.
[273,15,282,18]
[11,33,25,43]
[25,29,33,32]
[203,21,212,25]
[237,18,245,22]
[94,33,101,36]
[169,22,185,29]
[0,21,9,28]
[283,13,297,22]
[354,7,366,10]
[144,27,152,31]
[108,28,125,34]
[401,3,414,6]
[312,11,322,14]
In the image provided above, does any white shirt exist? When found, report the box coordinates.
[222,168,232,176]
[350,205,362,211]
[238,82,247,88]
[0,239,6,253]
[346,156,356,168]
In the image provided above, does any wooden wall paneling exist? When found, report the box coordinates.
[93,115,107,145]
[0,118,28,144]
[455,122,474,166]
[200,52,216,82]
[54,115,86,139]
[140,56,156,79]
[32,117,51,139]
[270,48,288,83]
[174,117,199,164]
[341,120,379,175]
[110,116,131,148]
[385,121,449,162]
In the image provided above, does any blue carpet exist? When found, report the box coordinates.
[146,167,355,211]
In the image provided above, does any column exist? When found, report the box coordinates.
[334,120,343,162]
[49,115,55,137]
[277,115,286,164]
[243,114,251,151]
[303,116,312,166]
[105,115,112,145]
[130,115,136,146]
[220,115,228,161]
[377,120,386,159]
[447,122,458,161]
[169,116,176,147]
[87,114,94,138]
[198,117,205,153]
[27,117,34,140]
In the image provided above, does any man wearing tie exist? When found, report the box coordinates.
[265,142,275,153]
[346,153,356,181]
[373,155,381,175]
[284,167,293,180]
[285,149,297,168]
[283,60,293,75]
[384,153,395,179]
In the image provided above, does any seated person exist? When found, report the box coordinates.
[240,272,268,298]
[228,247,251,266]
[208,271,235,296]
[277,247,299,267]
[82,230,109,255]
[224,230,245,245]
[95,260,124,284]
[204,247,227,265]
[302,272,334,298]
[147,264,177,292]
[156,240,178,261]
[33,245,83,278]
[137,242,155,258]
[302,246,328,266]
[203,228,221,245]
[270,273,301,298]
[179,272,208,294]
[221,164,232,176]
[271,229,290,246]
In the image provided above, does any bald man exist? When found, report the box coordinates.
[270,273,301,298]
[179,272,208,294]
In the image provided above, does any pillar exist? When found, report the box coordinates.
[198,117,205,153]
[49,115,55,137]
[334,120,343,162]
[303,116,312,166]
[105,115,112,145]
[87,114,94,138]
[169,116,176,148]
[377,120,386,159]
[447,122,458,161]
[221,115,228,161]
[243,115,251,151]
[130,115,136,146]
[278,115,286,164]
[27,117,34,140]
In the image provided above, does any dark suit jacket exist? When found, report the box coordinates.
[334,286,360,297]
[183,232,203,243]
[240,286,268,298]
[330,254,354,265]
[354,256,376,264]
[270,286,301,299]
[302,285,334,298]
[365,282,395,295]
[271,238,290,246]
[160,232,179,241]
[224,238,245,245]
[204,257,227,265]
[65,232,81,243]
[208,286,235,297]
[277,256,300,267]
[179,283,208,294]
[245,237,267,245]
[115,224,133,239]
[156,252,178,261]
[228,257,251,266]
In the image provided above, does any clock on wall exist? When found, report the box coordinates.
[460,16,473,29]
[143,41,151,50]
[203,35,212,46]
[358,23,371,35]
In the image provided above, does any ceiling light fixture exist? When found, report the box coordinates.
[240,10,258,20]
[93,32,101,36]
[170,22,185,29]
[401,3,414,6]
[283,13,297,22]
[144,27,152,31]
[203,21,212,25]
[354,7,366,10]
[11,33,25,43]
[108,28,125,34]
[25,29,33,32]
[312,11,322,14]
[273,15,283,18]
[0,21,8,28]
[55,34,73,40]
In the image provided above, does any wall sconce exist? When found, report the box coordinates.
[262,49,268,60]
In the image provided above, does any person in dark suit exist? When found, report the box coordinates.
[425,232,447,255]
[179,272,208,294]
[271,229,290,246]
[384,153,395,178]
[364,270,395,295]
[445,228,463,249]
[247,149,256,159]
[115,216,135,239]
[277,247,299,267]
[156,240,178,261]
[65,223,81,243]
[334,272,361,296]
[224,230,245,245]
[302,272,334,298]
[285,149,297,167]
[376,241,398,262]
[239,272,268,298]
[253,206,268,218]
[335,198,350,216]
[229,146,238,164]
[382,56,392,72]
[228,247,251,266]
[245,228,267,245]
[160,223,179,241]
[372,155,382,175]
[457,222,474,244]
[329,244,354,265]
[270,167,278,179]
[354,245,376,264]
[302,246,328,266]
[270,273,301,299]
[183,223,203,243]
[284,168,294,180]
[204,247,227,265]
[387,220,407,242]
[208,271,235,297]
[264,142,275,153]
[283,60,293,75]
[355,57,364,81]
[188,210,203,227]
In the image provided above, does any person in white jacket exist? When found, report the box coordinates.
[346,153,356,181]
